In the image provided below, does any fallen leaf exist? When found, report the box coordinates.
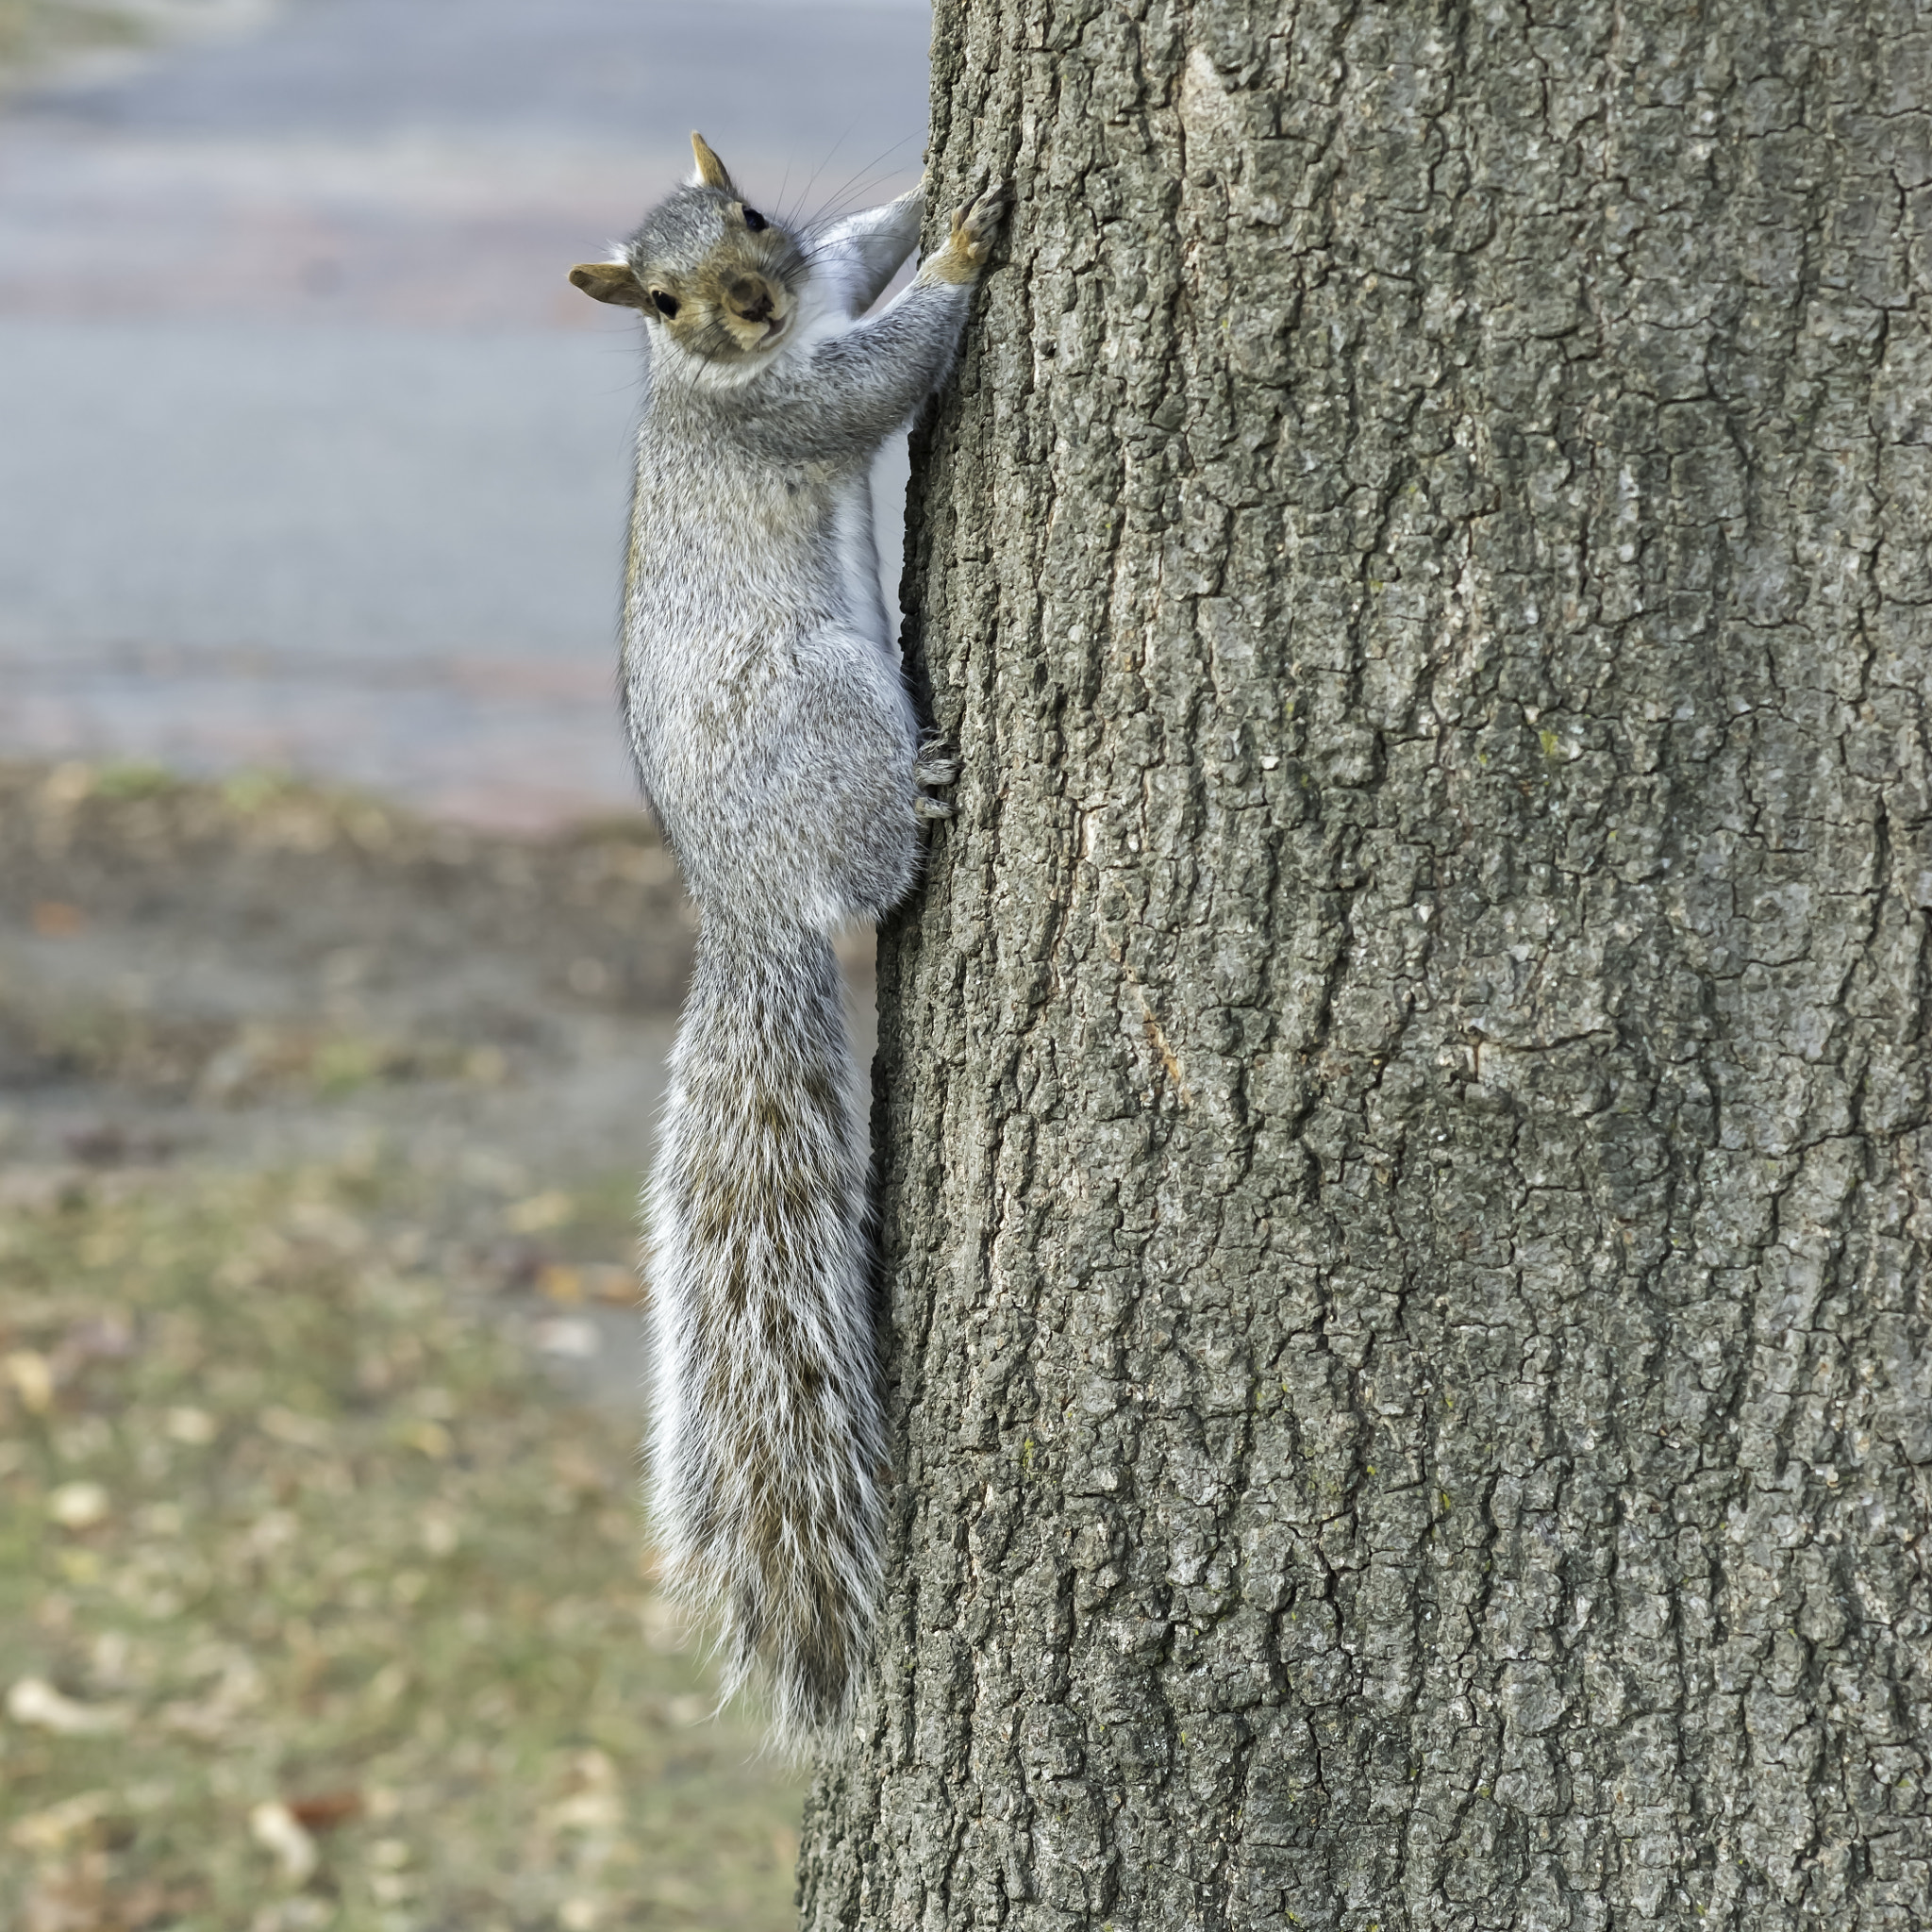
[286,1789,363,1833]
[506,1190,575,1234]
[419,1509,459,1557]
[258,1406,332,1449]
[544,1790,623,1832]
[48,1481,111,1529]
[7,1677,132,1736]
[564,1746,617,1789]
[537,1263,584,1304]
[541,1262,640,1307]
[587,1264,638,1306]
[8,1789,117,1853]
[248,1800,318,1884]
[245,1509,299,1554]
[401,1418,453,1459]
[366,1662,409,1706]
[533,1318,598,1359]
[5,1349,55,1415]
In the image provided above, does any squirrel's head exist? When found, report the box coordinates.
[569,134,807,365]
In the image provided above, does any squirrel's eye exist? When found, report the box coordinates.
[651,290,680,318]
[741,207,768,233]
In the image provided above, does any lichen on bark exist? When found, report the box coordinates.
[801,2,1932,1926]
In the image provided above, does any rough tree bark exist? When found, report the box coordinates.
[801,2,1932,1926]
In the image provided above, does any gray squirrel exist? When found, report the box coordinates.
[569,134,1008,1747]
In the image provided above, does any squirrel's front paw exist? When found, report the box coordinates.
[952,183,1009,265]
[926,182,1009,284]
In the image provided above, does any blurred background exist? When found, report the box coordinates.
[0,2,929,1924]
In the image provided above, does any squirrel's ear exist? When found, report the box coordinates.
[690,131,736,192]
[569,262,650,309]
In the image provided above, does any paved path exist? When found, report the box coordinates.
[0,0,928,827]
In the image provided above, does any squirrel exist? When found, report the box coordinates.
[569,133,1008,1748]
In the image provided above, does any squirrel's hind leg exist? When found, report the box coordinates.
[913,736,961,822]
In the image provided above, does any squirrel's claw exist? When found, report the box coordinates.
[950,182,1010,267]
[924,181,1009,285]
[915,738,960,822]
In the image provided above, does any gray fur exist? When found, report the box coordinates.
[590,156,1006,1748]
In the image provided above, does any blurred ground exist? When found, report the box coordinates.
[0,1146,808,1932]
[0,761,692,1221]
[0,761,886,1926]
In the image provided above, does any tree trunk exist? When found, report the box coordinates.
[802,2,1932,1926]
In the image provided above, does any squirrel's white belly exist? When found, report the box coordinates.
[628,627,918,925]
[622,475,917,926]
[829,469,889,644]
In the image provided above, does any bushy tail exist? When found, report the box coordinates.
[645,912,883,1749]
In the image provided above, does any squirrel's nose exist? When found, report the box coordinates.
[725,276,776,325]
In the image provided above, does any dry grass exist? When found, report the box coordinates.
[0,1158,807,1932]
